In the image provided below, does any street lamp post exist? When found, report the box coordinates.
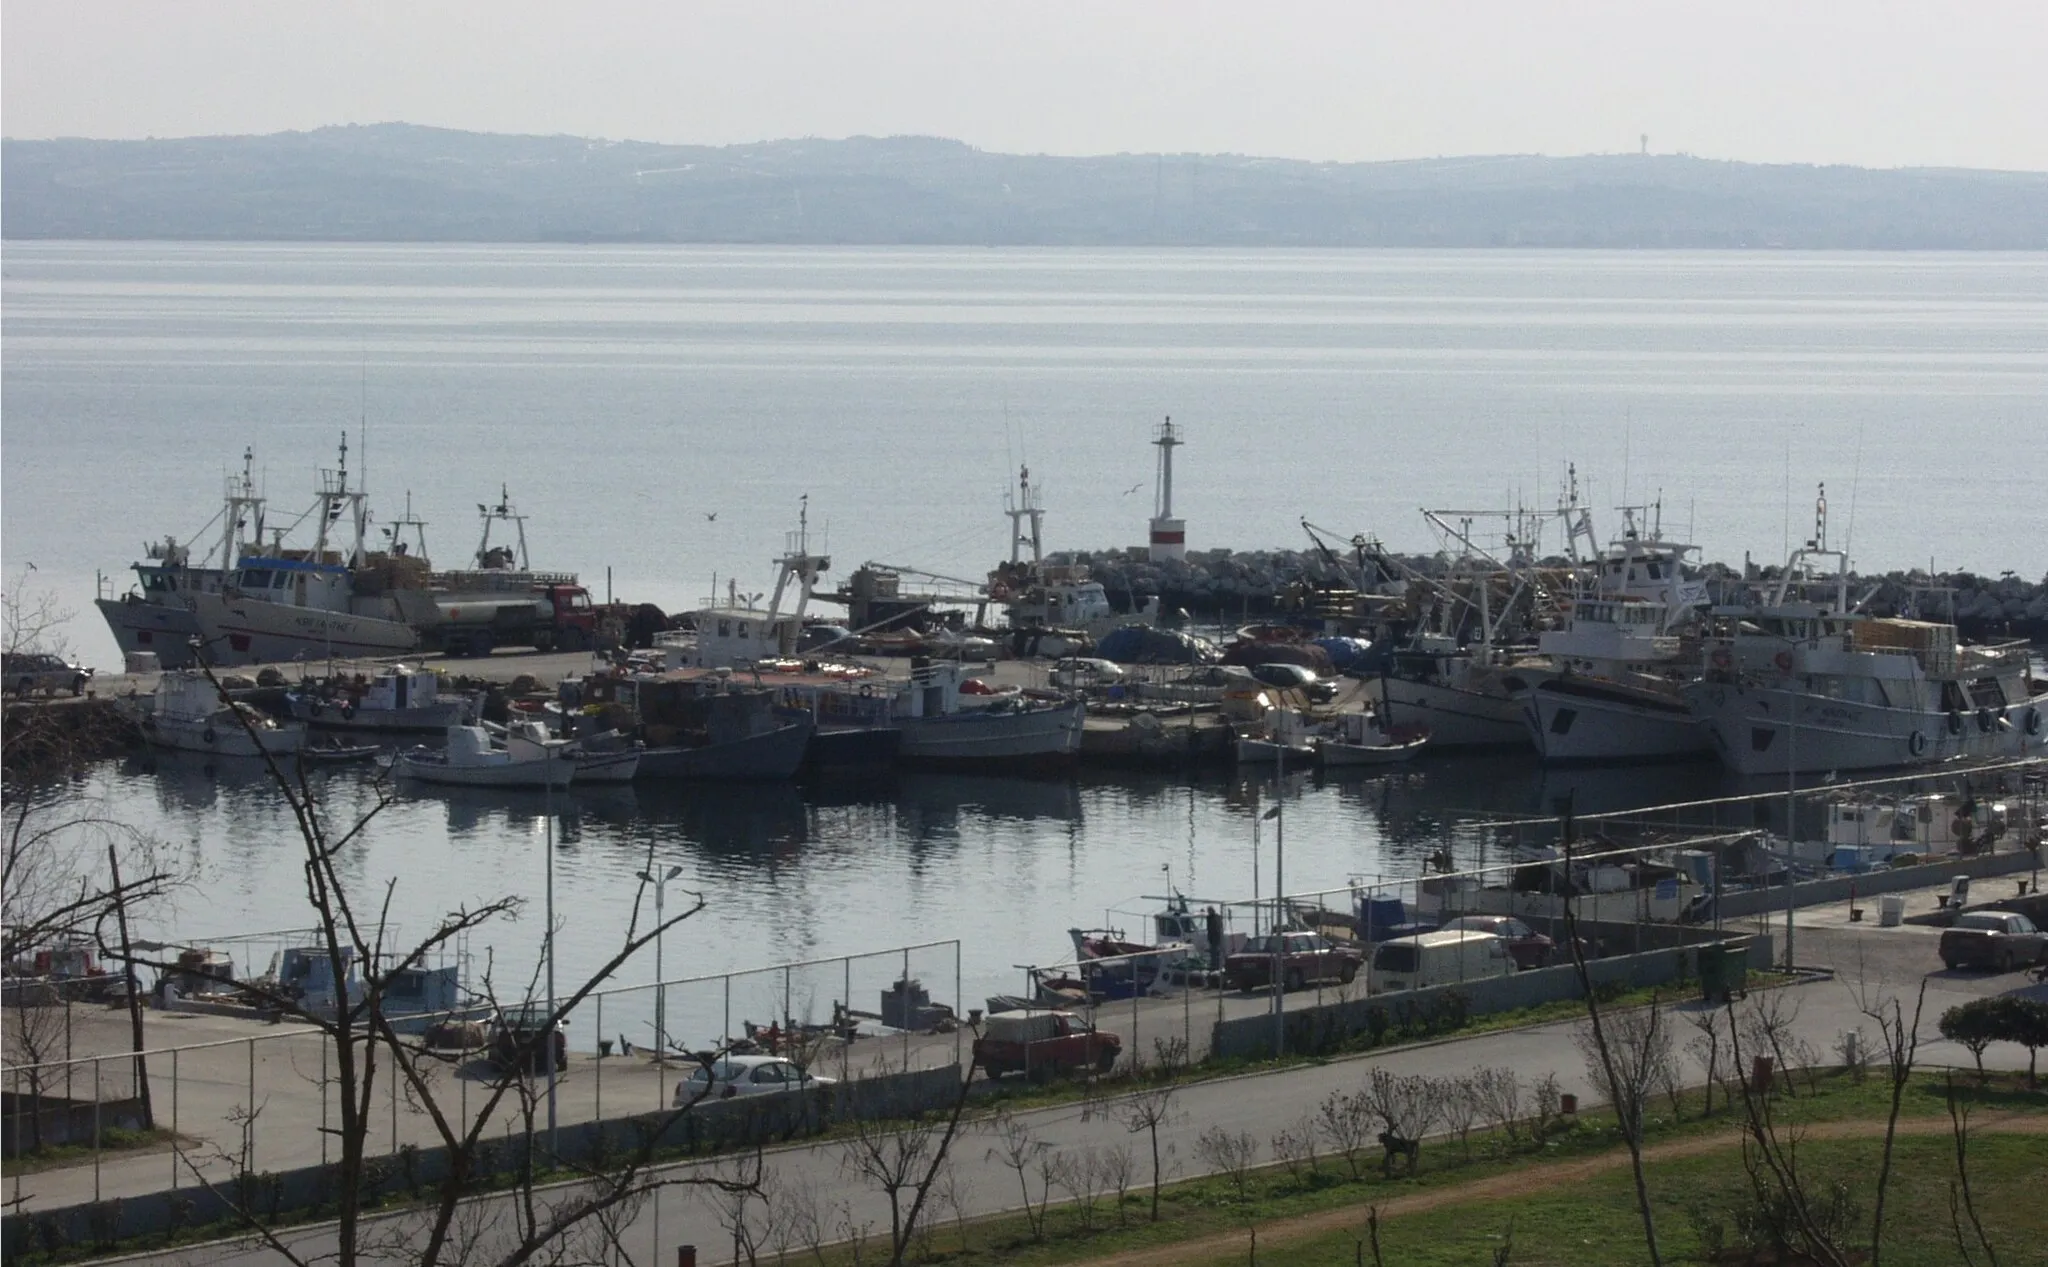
[635,864,685,1057]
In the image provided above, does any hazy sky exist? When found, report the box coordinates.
[5,1,2045,169]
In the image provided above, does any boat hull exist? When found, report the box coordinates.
[186,591,419,666]
[572,750,642,783]
[1684,679,2038,777]
[96,597,204,669]
[1522,676,1711,764]
[286,697,476,732]
[139,714,306,757]
[1235,737,1315,764]
[1315,737,1427,767]
[1377,674,1529,749]
[394,755,574,788]
[896,700,1084,767]
[635,718,813,781]
[804,725,902,773]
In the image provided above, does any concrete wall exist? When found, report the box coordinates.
[1712,847,2040,920]
[1209,934,1773,1062]
[2,1062,961,1258]
[1,1094,150,1157]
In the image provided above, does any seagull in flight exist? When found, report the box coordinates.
[704,512,719,522]
[1121,483,1143,496]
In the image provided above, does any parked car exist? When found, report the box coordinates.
[4,651,93,698]
[1248,662,1337,702]
[1049,658,1123,689]
[1436,915,1556,969]
[490,1006,569,1073]
[1939,911,2048,972]
[973,1009,1120,1080]
[672,1055,836,1105]
[1225,931,1364,991]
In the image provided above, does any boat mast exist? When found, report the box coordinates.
[311,432,369,568]
[766,495,831,649]
[474,486,531,571]
[1006,465,1045,566]
[217,447,267,574]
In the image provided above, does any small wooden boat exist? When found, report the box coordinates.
[394,722,573,788]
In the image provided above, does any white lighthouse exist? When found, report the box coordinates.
[1147,416,1186,562]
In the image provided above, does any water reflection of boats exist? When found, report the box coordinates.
[627,781,813,860]
[893,773,1083,834]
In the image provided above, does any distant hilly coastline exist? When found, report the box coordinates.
[5,123,2046,248]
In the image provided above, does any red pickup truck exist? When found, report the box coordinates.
[1225,932,1364,992]
[974,1010,1121,1080]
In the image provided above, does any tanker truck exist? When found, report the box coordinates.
[426,572,598,657]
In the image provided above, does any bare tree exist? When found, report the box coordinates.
[1193,1124,1260,1202]
[1725,1007,1858,1267]
[1441,1075,1482,1159]
[1099,1141,1136,1227]
[837,1044,980,1267]
[1315,1085,1375,1178]
[1740,988,1805,1096]
[1,996,74,1155]
[101,659,761,1267]
[986,1110,1053,1241]
[1268,1113,1320,1181]
[1096,1081,1181,1221]
[1860,979,1928,1267]
[1573,997,1676,1151]
[1683,1010,1726,1116]
[1469,1067,1525,1148]
[1558,831,1664,1266]
[2,564,76,658]
[1050,1147,1108,1233]
[1943,1073,2000,1267]
[1361,1068,1440,1176]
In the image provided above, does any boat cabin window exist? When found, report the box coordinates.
[1813,675,1889,707]
[1940,681,1969,712]
[1967,678,2007,709]
[240,569,276,590]
[718,620,731,638]
[1646,561,1663,579]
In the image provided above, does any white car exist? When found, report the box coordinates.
[671,1055,836,1105]
[1049,657,1123,689]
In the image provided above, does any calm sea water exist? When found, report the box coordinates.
[4,244,2044,1042]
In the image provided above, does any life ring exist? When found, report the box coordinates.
[1908,730,1927,757]
[2027,708,2043,737]
[202,728,218,745]
[1947,709,1964,736]
[1772,651,1794,672]
[1976,708,1994,734]
[858,683,874,698]
[1710,649,1732,671]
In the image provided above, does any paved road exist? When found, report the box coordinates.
[126,953,2046,1266]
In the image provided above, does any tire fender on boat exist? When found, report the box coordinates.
[1947,709,1964,737]
[1908,730,1927,757]
[1773,650,1793,672]
[341,702,357,721]
[1976,707,1995,734]
[2027,707,2043,737]
[202,728,217,745]
[308,698,323,717]
[859,683,874,698]
[1710,649,1732,671]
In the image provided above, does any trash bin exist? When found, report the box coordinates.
[1698,940,1749,1003]
[1878,893,1906,927]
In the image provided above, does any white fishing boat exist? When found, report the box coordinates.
[1233,706,1318,764]
[134,671,307,757]
[1378,636,1533,748]
[285,664,478,732]
[1683,513,2042,776]
[1515,511,1712,762]
[987,465,1155,646]
[570,744,642,784]
[183,436,437,666]
[1313,707,1429,767]
[96,449,272,670]
[394,722,574,789]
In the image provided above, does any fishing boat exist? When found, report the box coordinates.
[1683,514,2042,776]
[95,449,273,670]
[394,722,574,788]
[285,664,479,732]
[133,671,307,757]
[182,437,436,665]
[891,661,1085,767]
[1514,508,1712,763]
[1234,705,1318,764]
[1313,708,1428,767]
